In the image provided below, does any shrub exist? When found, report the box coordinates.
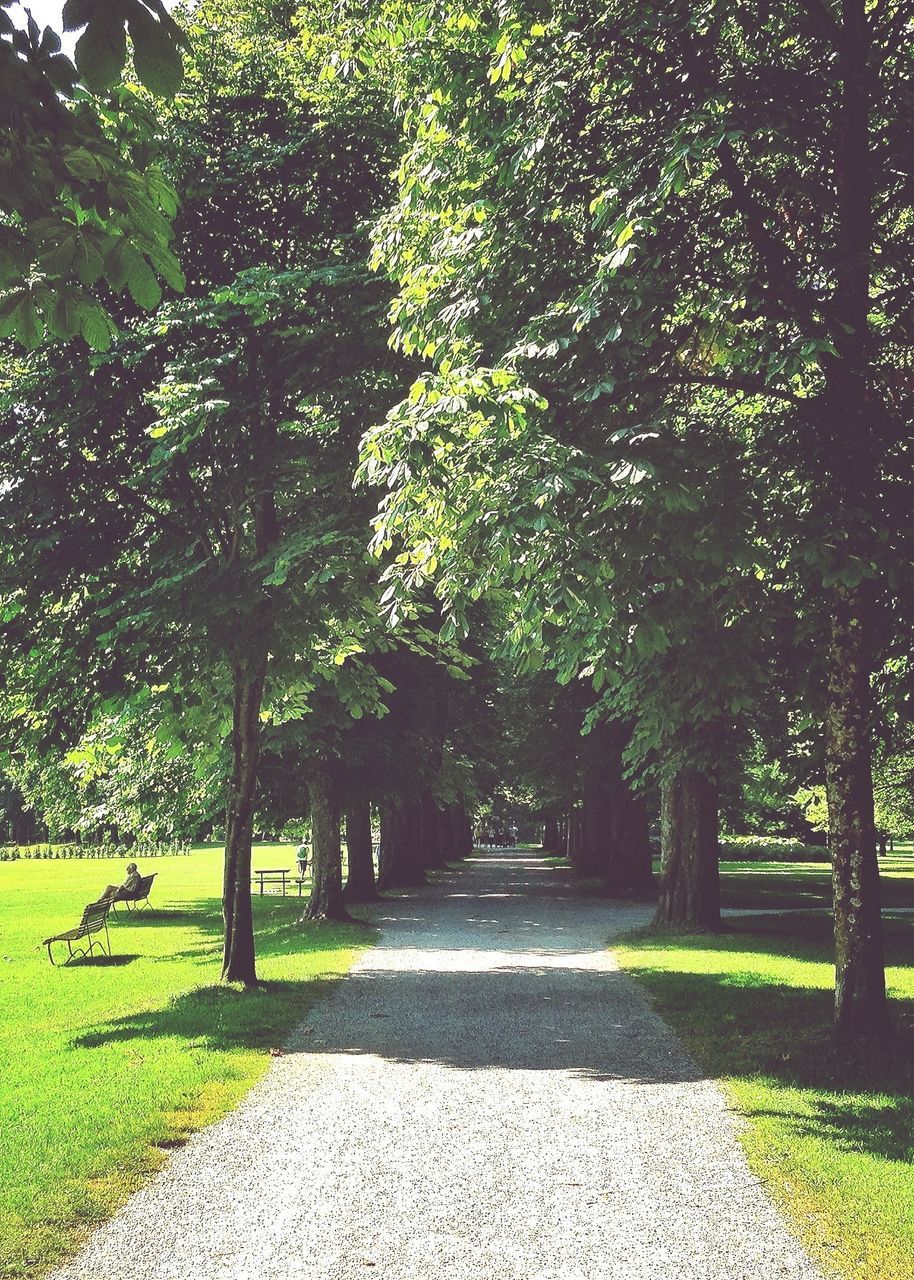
[719,835,829,863]
[0,841,191,861]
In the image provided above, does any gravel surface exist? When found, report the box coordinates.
[52,849,823,1280]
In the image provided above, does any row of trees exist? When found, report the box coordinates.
[0,0,494,984]
[2,1,912,1048]
[349,0,914,1045]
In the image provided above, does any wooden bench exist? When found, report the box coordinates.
[110,872,156,915]
[44,900,112,965]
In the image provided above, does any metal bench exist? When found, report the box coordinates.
[44,900,112,965]
[110,872,156,915]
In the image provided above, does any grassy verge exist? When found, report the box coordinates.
[616,913,914,1280]
[0,846,375,1279]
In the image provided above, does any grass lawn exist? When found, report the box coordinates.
[616,913,914,1280]
[0,846,375,1280]
[720,854,914,913]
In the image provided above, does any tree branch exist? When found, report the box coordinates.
[623,370,808,407]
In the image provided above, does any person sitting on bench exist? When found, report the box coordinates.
[100,862,143,903]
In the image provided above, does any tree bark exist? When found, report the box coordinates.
[821,0,890,1044]
[378,800,427,889]
[826,580,891,1041]
[456,805,475,858]
[343,799,378,902]
[575,767,610,876]
[222,659,266,985]
[607,784,654,895]
[304,763,350,921]
[442,804,466,860]
[652,770,720,930]
[605,726,655,895]
[419,791,449,870]
[222,369,280,983]
[567,806,583,861]
[542,812,560,854]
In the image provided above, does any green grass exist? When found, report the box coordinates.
[0,846,375,1280]
[616,913,914,1280]
[720,854,914,912]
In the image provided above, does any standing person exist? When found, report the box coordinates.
[100,862,142,903]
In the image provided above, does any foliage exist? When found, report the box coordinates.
[0,840,190,860]
[0,0,187,347]
[719,835,827,864]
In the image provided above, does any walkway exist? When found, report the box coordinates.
[53,849,822,1280]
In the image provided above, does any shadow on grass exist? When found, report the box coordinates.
[72,898,374,1055]
[626,913,914,1166]
[72,954,140,967]
[72,977,337,1052]
[751,1099,914,1164]
[108,909,203,928]
[719,865,914,912]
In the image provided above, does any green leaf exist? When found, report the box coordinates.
[79,301,114,350]
[145,239,185,291]
[62,0,100,31]
[127,3,183,97]
[75,9,127,92]
[126,255,162,309]
[50,289,84,340]
[72,232,105,287]
[0,228,31,286]
[10,294,45,349]
[63,146,109,183]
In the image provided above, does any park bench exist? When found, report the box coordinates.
[44,900,112,966]
[109,872,156,915]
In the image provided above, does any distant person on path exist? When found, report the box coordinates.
[100,862,142,903]
[296,844,309,876]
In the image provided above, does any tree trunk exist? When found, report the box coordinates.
[542,812,560,854]
[378,800,427,889]
[821,1,890,1044]
[454,805,474,858]
[304,764,350,921]
[442,805,465,860]
[222,659,266,985]
[575,768,610,875]
[826,579,890,1041]
[652,770,720,930]
[606,727,655,895]
[222,376,280,982]
[343,799,378,902]
[607,785,654,895]
[419,791,449,870]
[567,806,582,861]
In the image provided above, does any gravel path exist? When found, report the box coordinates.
[52,849,823,1280]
